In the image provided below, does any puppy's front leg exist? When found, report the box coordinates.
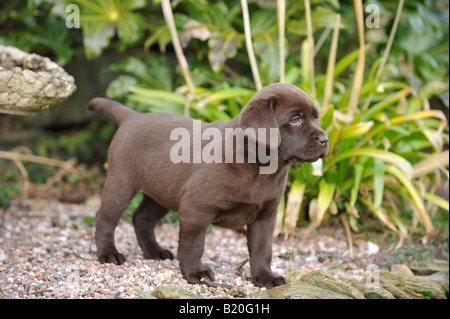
[247,201,286,289]
[178,214,215,284]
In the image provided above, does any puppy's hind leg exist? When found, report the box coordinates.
[132,194,174,260]
[95,176,136,265]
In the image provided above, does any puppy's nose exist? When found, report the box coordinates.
[318,135,328,145]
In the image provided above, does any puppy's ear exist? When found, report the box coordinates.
[239,94,281,149]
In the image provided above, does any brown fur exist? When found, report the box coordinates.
[89,83,328,289]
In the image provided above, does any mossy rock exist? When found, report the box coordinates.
[298,270,365,299]
[252,271,366,299]
[152,285,204,299]
[410,260,449,276]
[380,270,446,299]
[349,282,395,299]
[416,271,449,295]
[251,281,352,299]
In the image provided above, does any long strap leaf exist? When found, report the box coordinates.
[323,148,413,179]
[386,165,434,241]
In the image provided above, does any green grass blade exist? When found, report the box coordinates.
[360,110,448,146]
[198,87,255,107]
[350,164,364,206]
[129,87,187,105]
[283,180,306,236]
[373,159,385,209]
[361,87,412,121]
[340,121,374,140]
[309,179,336,226]
[359,197,399,234]
[334,48,359,79]
[412,150,449,179]
[386,165,434,240]
[424,192,449,212]
[324,148,413,179]
[301,39,310,87]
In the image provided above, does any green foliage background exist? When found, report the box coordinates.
[0,0,448,244]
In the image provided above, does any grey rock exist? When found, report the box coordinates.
[152,285,204,299]
[416,270,449,294]
[251,281,352,299]
[298,270,365,299]
[135,289,157,299]
[379,280,414,299]
[380,270,446,299]
[350,282,395,299]
[0,45,76,115]
[410,259,449,276]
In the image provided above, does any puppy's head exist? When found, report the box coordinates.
[240,83,329,163]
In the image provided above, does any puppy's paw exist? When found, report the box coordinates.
[182,264,215,284]
[159,249,174,260]
[98,252,126,265]
[253,272,286,289]
[144,249,174,261]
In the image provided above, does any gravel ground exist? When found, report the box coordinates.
[0,196,445,299]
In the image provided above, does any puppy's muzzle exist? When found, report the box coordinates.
[314,131,329,159]
[317,134,328,146]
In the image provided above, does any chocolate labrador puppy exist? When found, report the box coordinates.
[89,83,328,289]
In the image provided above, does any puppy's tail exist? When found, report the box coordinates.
[88,97,136,126]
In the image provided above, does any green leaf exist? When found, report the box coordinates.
[361,88,413,121]
[83,23,115,60]
[385,208,408,249]
[340,121,374,140]
[287,6,347,36]
[359,197,399,234]
[254,33,281,84]
[109,57,148,77]
[208,32,242,74]
[422,291,434,299]
[324,148,413,179]
[128,87,187,114]
[283,180,306,235]
[250,10,277,35]
[82,216,95,226]
[116,12,144,49]
[309,179,336,225]
[373,159,385,209]
[300,39,310,86]
[424,192,449,211]
[334,49,360,79]
[350,164,364,206]
[127,95,184,114]
[129,87,187,105]
[76,0,145,59]
[106,75,138,99]
[197,104,232,122]
[320,105,334,129]
[198,87,255,107]
[386,165,434,240]
[109,56,174,91]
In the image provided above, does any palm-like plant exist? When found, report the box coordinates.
[98,0,449,248]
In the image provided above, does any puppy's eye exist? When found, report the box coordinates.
[290,116,301,124]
